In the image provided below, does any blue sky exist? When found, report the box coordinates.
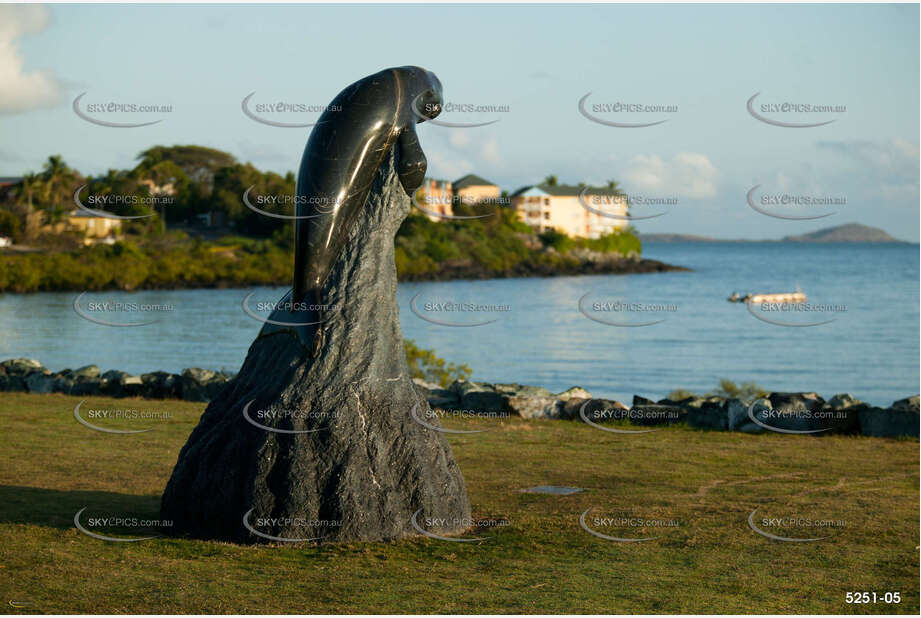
[1,3,918,240]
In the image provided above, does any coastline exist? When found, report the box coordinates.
[0,250,689,293]
[397,255,689,283]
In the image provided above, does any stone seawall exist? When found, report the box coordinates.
[1,358,917,438]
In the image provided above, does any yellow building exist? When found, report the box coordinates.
[65,210,123,244]
[510,183,628,238]
[452,174,500,205]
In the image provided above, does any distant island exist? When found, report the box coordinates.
[641,223,910,244]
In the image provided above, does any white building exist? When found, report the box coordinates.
[510,184,628,238]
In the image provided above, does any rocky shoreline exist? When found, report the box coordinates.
[1,358,916,438]
[399,250,689,282]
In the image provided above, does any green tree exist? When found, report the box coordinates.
[404,339,472,387]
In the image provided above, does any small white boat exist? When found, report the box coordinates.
[728,287,807,303]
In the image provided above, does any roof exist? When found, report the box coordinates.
[0,177,23,185]
[510,183,625,198]
[452,174,496,190]
[68,209,124,220]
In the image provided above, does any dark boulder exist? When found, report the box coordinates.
[180,368,230,403]
[687,401,728,430]
[141,372,181,399]
[565,398,629,422]
[24,371,55,394]
[760,391,858,434]
[858,404,919,438]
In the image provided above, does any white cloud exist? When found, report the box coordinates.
[0,5,61,114]
[625,152,719,199]
[420,130,502,182]
[817,138,919,177]
[816,138,919,200]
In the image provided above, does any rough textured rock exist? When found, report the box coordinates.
[725,398,748,431]
[1,358,44,375]
[161,152,470,543]
[494,383,551,398]
[24,371,54,394]
[141,372,181,399]
[558,387,591,401]
[71,376,103,396]
[563,398,628,422]
[858,406,919,438]
[891,395,920,413]
[508,395,558,419]
[762,391,858,434]
[686,401,728,430]
[73,364,101,379]
[507,386,591,419]
[633,395,655,407]
[827,393,861,409]
[180,368,230,402]
[459,385,508,414]
[413,379,457,408]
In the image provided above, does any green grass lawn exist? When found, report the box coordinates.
[0,392,917,614]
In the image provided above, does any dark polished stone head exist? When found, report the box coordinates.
[291,66,444,321]
[406,67,443,122]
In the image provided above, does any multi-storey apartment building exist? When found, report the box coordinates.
[510,183,628,238]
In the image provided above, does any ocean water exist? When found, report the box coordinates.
[0,242,917,406]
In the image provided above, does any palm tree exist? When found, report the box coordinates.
[606,180,625,195]
[543,174,558,187]
[17,173,42,211]
[40,155,79,222]
[606,179,629,217]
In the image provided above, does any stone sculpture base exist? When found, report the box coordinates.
[161,151,471,543]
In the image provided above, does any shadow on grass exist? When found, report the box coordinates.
[0,485,162,531]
